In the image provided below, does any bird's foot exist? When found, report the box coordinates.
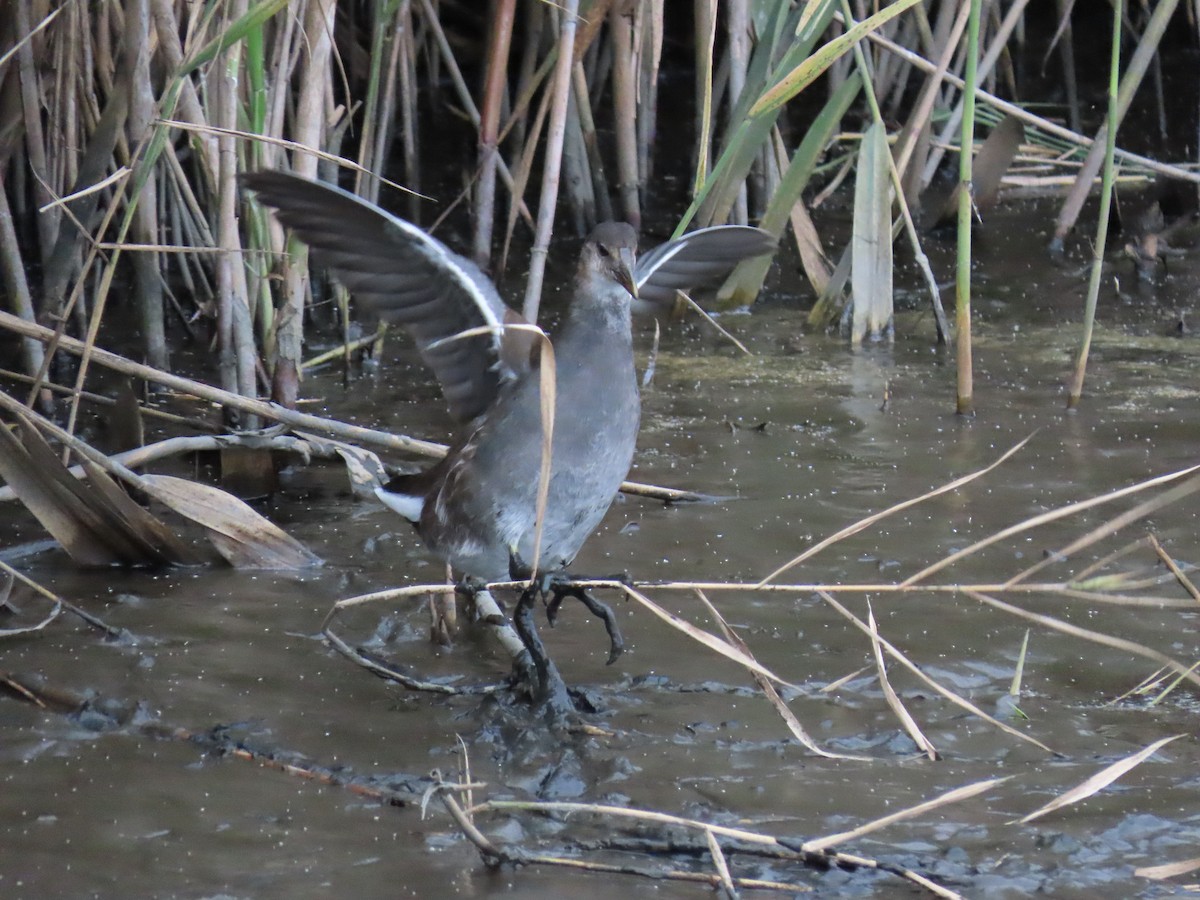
[507,551,628,686]
[541,574,626,666]
[512,585,574,720]
[510,557,627,666]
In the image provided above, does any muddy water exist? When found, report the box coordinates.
[3,201,1200,898]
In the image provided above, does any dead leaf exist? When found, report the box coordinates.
[1020,734,1184,824]
[869,605,938,760]
[851,120,894,343]
[140,474,320,569]
[1135,856,1200,880]
[0,419,193,566]
[0,422,124,565]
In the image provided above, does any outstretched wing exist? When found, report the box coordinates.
[241,171,526,424]
[634,225,777,314]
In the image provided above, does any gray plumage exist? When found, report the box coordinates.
[241,172,774,581]
[633,224,777,314]
[394,222,640,579]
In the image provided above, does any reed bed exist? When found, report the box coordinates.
[5,6,1200,895]
[1,1,1196,421]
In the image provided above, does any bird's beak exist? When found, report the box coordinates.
[616,247,638,299]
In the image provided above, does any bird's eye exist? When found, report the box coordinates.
[597,245,611,258]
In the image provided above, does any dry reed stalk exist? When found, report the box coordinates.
[512,2,545,154]
[322,583,523,694]
[416,0,530,230]
[773,133,831,296]
[462,792,982,897]
[127,0,167,370]
[38,48,134,323]
[271,0,335,410]
[1052,0,1081,132]
[162,138,215,243]
[692,0,717,194]
[882,17,917,120]
[723,0,750,225]
[570,61,613,222]
[14,1,57,265]
[62,151,164,448]
[499,82,551,276]
[867,605,938,760]
[635,2,663,185]
[353,1,403,202]
[472,0,516,268]
[151,0,218,186]
[609,3,640,228]
[868,25,1200,186]
[692,587,866,760]
[521,0,581,323]
[0,189,45,389]
[0,309,692,504]
[954,0,981,416]
[51,8,79,192]
[1051,0,1178,247]
[920,0,1031,190]
[213,0,258,424]
[892,1,969,181]
[262,7,297,173]
[967,591,1200,693]
[817,591,1057,754]
[395,0,419,217]
[560,86,594,234]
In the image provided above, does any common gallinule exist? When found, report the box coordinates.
[242,171,775,709]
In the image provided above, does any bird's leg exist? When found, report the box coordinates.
[512,583,573,717]
[510,551,629,667]
[454,575,544,699]
[504,551,575,716]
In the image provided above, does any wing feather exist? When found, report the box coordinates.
[634,225,777,313]
[242,171,520,423]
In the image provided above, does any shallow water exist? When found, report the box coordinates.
[3,199,1200,898]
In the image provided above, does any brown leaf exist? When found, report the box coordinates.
[78,460,201,565]
[16,420,178,565]
[140,474,320,569]
[0,422,140,565]
[1019,734,1184,824]
[0,423,109,564]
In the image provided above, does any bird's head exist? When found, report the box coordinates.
[581,221,638,300]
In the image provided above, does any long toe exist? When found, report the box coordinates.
[546,585,625,665]
[512,588,575,719]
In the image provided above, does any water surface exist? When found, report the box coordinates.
[2,199,1199,898]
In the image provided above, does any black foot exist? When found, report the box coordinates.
[545,580,625,665]
[508,552,627,666]
[512,584,574,720]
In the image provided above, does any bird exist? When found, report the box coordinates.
[241,170,776,710]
